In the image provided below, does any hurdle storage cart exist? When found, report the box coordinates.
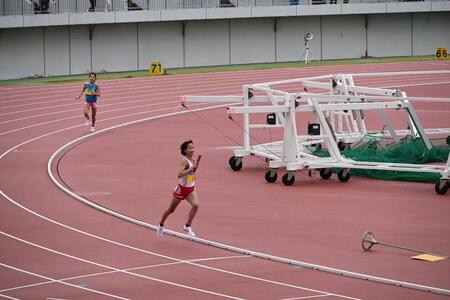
[183,71,450,195]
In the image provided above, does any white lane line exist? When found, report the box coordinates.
[0,103,223,161]
[0,293,19,300]
[0,68,313,107]
[385,80,450,89]
[1,66,448,108]
[0,262,128,300]
[0,104,222,166]
[46,80,450,296]
[280,295,332,300]
[0,101,209,136]
[0,75,249,124]
[0,231,244,300]
[0,100,180,124]
[2,69,446,298]
[0,255,248,293]
[2,78,449,135]
[0,191,357,300]
[0,96,179,118]
[0,103,356,299]
[0,294,21,300]
[0,80,241,124]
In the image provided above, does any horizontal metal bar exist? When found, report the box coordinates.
[320,102,406,111]
[249,124,284,128]
[252,74,331,87]
[182,95,242,103]
[227,105,289,114]
[300,93,450,103]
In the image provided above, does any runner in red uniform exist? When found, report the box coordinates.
[157,140,200,237]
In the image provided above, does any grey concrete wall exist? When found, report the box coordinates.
[412,12,450,55]
[69,25,92,74]
[230,18,275,64]
[92,23,138,72]
[1,12,450,80]
[322,15,366,59]
[0,27,44,79]
[276,16,321,62]
[45,26,70,76]
[185,20,230,67]
[367,14,412,57]
[138,22,183,70]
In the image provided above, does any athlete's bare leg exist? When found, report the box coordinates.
[159,197,182,226]
[185,191,199,226]
[91,106,97,127]
[84,105,90,121]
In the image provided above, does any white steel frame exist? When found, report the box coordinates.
[183,70,450,194]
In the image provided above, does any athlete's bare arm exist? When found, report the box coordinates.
[95,85,101,97]
[75,85,86,99]
[177,159,191,178]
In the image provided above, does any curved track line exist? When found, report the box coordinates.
[3,64,448,108]
[1,68,316,107]
[0,232,242,300]
[0,262,128,300]
[0,255,248,293]
[0,191,356,300]
[0,292,19,300]
[0,102,210,136]
[0,99,181,125]
[4,78,447,135]
[3,65,449,298]
[0,98,180,119]
[0,105,357,299]
[46,101,450,296]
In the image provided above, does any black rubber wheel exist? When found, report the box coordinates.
[319,168,333,180]
[265,170,278,183]
[337,169,351,182]
[282,172,295,186]
[228,156,243,171]
[435,182,448,195]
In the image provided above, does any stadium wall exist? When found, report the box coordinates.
[0,12,449,80]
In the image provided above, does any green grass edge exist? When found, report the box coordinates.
[0,55,437,86]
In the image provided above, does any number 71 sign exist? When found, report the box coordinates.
[150,61,164,75]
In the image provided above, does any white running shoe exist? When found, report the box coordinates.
[90,127,95,132]
[85,119,90,126]
[183,225,196,237]
[156,225,164,236]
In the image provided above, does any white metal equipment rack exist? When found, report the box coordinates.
[183,70,450,195]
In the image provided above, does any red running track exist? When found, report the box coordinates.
[1,61,450,299]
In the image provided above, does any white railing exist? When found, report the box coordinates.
[0,0,443,15]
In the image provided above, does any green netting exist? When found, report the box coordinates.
[309,134,449,183]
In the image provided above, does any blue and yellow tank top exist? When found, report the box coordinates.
[84,83,98,103]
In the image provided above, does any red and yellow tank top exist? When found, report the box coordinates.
[178,157,196,188]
